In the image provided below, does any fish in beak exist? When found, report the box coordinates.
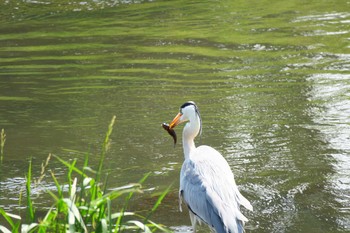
[169,113,182,129]
[162,112,183,146]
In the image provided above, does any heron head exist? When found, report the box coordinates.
[169,101,202,135]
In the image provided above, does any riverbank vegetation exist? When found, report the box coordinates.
[0,116,171,233]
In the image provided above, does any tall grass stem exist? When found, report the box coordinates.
[96,115,116,184]
[1,128,6,162]
[26,159,35,223]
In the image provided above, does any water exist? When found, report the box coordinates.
[1,0,349,232]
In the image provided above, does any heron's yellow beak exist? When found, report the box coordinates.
[169,113,182,129]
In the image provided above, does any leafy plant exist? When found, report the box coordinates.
[0,116,171,233]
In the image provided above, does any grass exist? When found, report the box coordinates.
[0,116,171,233]
[1,128,5,163]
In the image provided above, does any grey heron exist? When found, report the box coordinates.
[168,101,253,233]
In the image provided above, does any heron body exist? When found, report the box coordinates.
[169,101,253,233]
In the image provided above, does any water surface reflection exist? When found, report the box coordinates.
[0,0,349,232]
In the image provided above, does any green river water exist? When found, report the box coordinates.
[0,0,349,232]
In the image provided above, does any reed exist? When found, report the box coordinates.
[0,116,171,233]
[1,128,5,162]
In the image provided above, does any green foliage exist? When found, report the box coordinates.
[26,160,35,223]
[0,116,171,233]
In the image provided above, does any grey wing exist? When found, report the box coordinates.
[179,160,227,233]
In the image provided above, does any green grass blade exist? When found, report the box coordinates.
[67,159,77,198]
[114,207,123,233]
[52,154,85,177]
[107,197,112,233]
[50,171,62,198]
[146,220,172,233]
[144,183,172,225]
[138,172,151,184]
[0,208,18,228]
[26,159,35,222]
[151,185,171,213]
[41,206,55,224]
[114,174,149,233]
[46,190,59,202]
[123,173,150,208]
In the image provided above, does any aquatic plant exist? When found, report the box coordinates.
[0,116,171,233]
[0,128,5,162]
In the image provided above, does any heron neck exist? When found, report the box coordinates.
[182,116,200,159]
